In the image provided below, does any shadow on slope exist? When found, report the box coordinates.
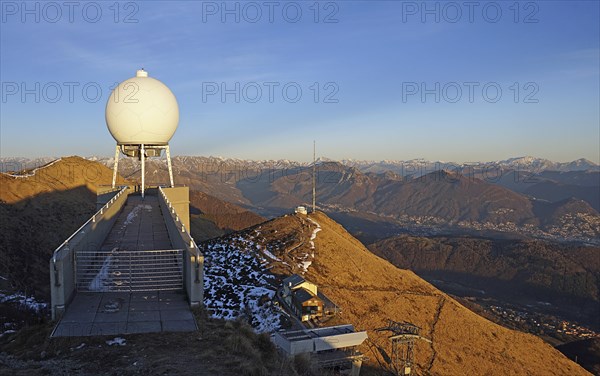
[557,338,600,375]
[188,190,265,242]
[0,186,98,300]
[368,235,600,330]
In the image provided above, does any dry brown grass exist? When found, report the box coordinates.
[256,211,591,375]
[0,309,310,376]
[0,156,128,204]
[0,157,129,298]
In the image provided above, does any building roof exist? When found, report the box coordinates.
[272,324,369,356]
[277,324,361,341]
[283,274,305,288]
[293,288,320,304]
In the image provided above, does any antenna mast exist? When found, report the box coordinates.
[312,140,316,213]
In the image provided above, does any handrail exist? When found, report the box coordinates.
[51,185,128,263]
[158,187,196,248]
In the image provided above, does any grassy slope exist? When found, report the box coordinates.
[189,190,264,242]
[0,156,128,298]
[293,212,590,375]
[0,309,305,376]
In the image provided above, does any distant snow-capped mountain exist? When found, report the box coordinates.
[493,156,597,172]
[1,155,597,175]
[342,156,599,174]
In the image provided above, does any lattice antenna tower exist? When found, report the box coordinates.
[375,320,432,376]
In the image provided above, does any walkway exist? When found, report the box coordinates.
[52,291,196,337]
[52,192,196,337]
[100,194,172,251]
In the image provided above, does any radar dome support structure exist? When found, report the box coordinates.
[105,69,179,197]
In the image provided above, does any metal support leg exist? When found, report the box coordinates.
[166,144,174,187]
[112,145,120,188]
[141,144,145,198]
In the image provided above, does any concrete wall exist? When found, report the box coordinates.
[50,187,129,320]
[271,332,290,354]
[96,186,125,210]
[290,338,317,355]
[271,332,314,355]
[158,187,203,307]
[161,186,190,230]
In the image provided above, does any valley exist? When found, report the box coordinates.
[47,155,598,244]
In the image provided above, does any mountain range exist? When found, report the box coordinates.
[1,156,598,374]
[3,155,597,251]
[2,155,598,174]
[342,156,599,175]
[55,156,599,244]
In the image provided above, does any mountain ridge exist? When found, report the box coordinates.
[3,155,598,174]
[200,210,591,375]
[4,156,597,243]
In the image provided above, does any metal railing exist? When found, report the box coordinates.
[50,186,129,319]
[76,249,184,292]
[52,186,129,263]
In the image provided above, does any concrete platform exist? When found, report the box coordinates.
[101,194,172,251]
[52,291,197,337]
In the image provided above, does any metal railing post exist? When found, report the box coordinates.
[129,251,132,292]
[72,247,78,290]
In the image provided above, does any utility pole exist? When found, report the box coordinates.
[312,140,316,213]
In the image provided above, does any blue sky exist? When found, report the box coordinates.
[1,0,598,163]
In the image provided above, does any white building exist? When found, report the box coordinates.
[271,324,367,375]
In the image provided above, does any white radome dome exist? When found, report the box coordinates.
[106,69,179,145]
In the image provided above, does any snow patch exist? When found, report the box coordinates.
[124,206,140,226]
[307,218,322,250]
[106,337,126,346]
[299,217,321,273]
[0,292,48,313]
[202,237,283,333]
[88,253,114,291]
[262,249,281,261]
[0,330,16,337]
